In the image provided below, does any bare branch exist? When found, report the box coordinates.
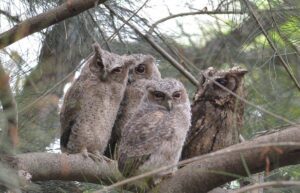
[98,126,300,192]
[1,153,121,183]
[242,0,300,91]
[148,10,244,34]
[154,125,300,193]
[233,181,300,193]
[0,0,107,49]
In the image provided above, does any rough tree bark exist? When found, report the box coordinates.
[0,125,299,193]
[154,125,300,193]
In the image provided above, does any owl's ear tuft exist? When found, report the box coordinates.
[92,42,102,54]
[90,43,104,72]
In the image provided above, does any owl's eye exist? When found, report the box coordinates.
[112,67,123,73]
[153,91,165,100]
[215,78,228,86]
[135,64,146,74]
[172,91,181,99]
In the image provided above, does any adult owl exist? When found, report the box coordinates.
[60,43,134,160]
[182,66,247,159]
[118,78,191,181]
[105,54,161,158]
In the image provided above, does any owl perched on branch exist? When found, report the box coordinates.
[118,78,191,182]
[60,43,134,160]
[182,66,248,160]
[105,54,161,158]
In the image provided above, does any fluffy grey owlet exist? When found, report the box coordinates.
[118,78,191,180]
[105,54,161,158]
[60,43,134,160]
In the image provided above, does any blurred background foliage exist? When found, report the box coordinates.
[0,0,300,192]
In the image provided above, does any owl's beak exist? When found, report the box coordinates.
[166,100,173,111]
[128,73,134,84]
[101,71,108,81]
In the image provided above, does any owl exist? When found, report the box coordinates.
[60,43,134,160]
[118,78,191,181]
[105,54,161,158]
[181,66,247,160]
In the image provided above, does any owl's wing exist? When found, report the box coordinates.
[118,110,174,177]
[60,81,83,149]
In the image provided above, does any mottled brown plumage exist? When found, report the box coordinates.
[182,66,247,160]
[118,78,191,180]
[105,54,161,158]
[60,43,134,159]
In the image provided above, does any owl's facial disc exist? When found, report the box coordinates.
[128,63,148,84]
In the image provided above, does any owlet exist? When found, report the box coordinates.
[118,78,191,181]
[60,43,134,160]
[182,66,247,159]
[105,54,161,158]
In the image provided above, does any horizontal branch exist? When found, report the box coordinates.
[0,0,107,49]
[1,153,121,184]
[1,126,299,193]
[154,125,300,193]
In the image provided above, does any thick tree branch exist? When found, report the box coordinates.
[0,126,299,193]
[0,62,18,150]
[1,153,121,184]
[154,125,300,193]
[0,0,107,49]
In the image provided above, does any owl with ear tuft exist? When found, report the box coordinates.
[60,43,134,161]
[118,78,191,184]
[105,54,161,158]
[182,66,248,160]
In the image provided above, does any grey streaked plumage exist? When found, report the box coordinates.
[118,78,191,180]
[105,54,161,158]
[60,43,134,159]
